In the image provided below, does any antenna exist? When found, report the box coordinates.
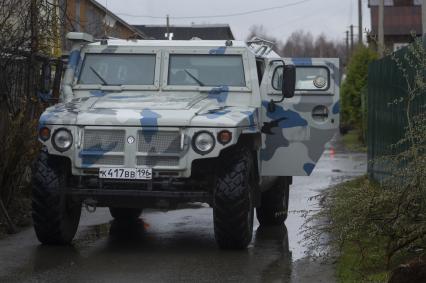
[166,14,170,37]
[165,15,173,40]
[104,0,108,39]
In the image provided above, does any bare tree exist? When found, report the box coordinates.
[280,30,346,61]
[247,25,347,63]
[0,0,66,233]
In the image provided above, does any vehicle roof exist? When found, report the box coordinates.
[84,39,283,59]
[87,39,248,48]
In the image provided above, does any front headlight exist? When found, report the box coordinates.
[52,129,73,152]
[192,131,215,155]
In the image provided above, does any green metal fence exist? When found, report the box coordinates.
[367,39,426,182]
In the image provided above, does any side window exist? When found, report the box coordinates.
[272,66,330,91]
[272,66,283,90]
[295,67,330,91]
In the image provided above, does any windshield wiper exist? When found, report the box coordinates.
[90,66,108,85]
[184,69,205,86]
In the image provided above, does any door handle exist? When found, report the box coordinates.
[312,113,329,118]
[312,105,329,122]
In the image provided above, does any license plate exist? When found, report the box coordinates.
[99,168,152,180]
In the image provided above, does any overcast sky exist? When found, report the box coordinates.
[105,0,372,43]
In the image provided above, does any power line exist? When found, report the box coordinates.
[269,14,311,32]
[115,0,312,20]
[270,3,345,33]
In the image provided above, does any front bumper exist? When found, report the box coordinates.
[41,125,241,178]
[67,177,212,208]
[68,188,211,208]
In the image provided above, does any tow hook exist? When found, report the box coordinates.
[83,199,97,213]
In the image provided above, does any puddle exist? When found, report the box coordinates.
[74,222,111,248]
[74,217,150,248]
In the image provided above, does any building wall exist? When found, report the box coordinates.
[80,0,136,39]
[370,6,422,35]
[369,3,422,51]
[62,0,139,51]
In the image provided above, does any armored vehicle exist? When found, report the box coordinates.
[32,33,339,249]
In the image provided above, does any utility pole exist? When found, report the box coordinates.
[378,0,385,57]
[358,0,363,45]
[422,0,426,35]
[346,30,350,62]
[350,24,354,52]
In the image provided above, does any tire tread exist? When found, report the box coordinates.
[214,147,254,249]
[32,151,80,245]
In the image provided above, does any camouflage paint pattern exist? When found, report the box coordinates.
[259,57,340,176]
[38,36,339,179]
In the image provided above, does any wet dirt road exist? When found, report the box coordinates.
[0,135,366,283]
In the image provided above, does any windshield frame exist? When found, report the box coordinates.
[162,49,252,92]
[73,47,161,91]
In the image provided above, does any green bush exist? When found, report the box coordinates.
[304,38,425,282]
[341,46,378,140]
[305,116,426,279]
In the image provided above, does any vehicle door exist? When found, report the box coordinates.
[260,58,340,176]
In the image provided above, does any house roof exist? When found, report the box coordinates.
[133,24,235,40]
[370,5,422,35]
[89,0,147,38]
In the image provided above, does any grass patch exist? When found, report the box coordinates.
[342,130,367,152]
[330,177,391,282]
[337,240,390,283]
[318,177,425,283]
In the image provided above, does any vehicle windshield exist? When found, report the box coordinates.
[78,54,156,85]
[168,55,246,87]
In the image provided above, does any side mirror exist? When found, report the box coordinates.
[268,63,296,113]
[282,65,296,98]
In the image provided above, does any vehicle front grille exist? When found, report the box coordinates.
[137,131,181,154]
[79,128,182,169]
[136,156,179,167]
[83,130,125,152]
[82,156,125,166]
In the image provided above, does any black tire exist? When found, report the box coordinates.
[213,147,255,249]
[256,177,290,226]
[32,151,81,245]
[109,208,142,220]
